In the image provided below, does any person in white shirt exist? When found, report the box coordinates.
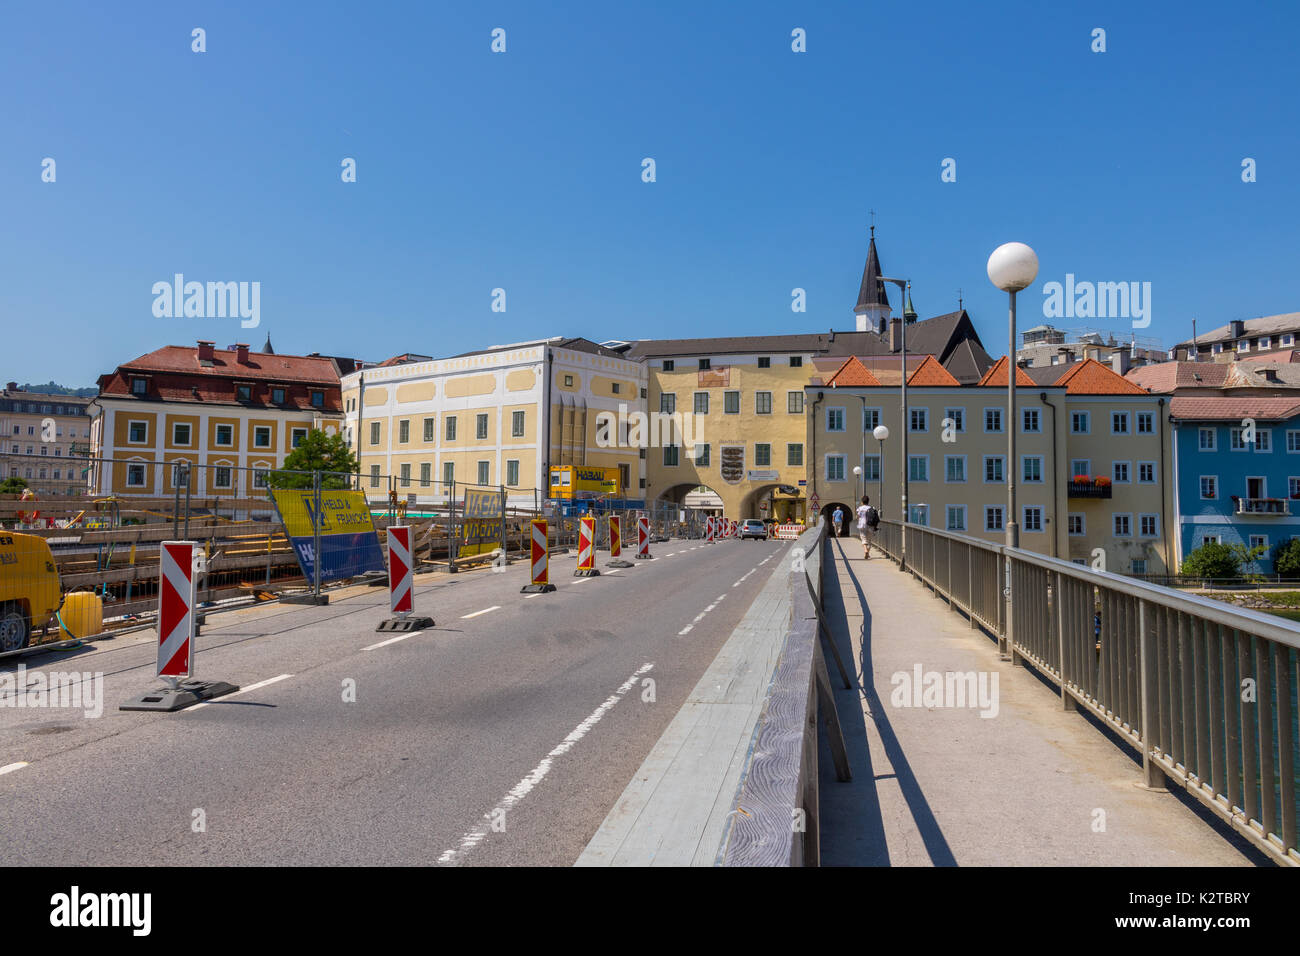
[856,495,878,559]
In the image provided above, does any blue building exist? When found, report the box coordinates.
[1171,397,1300,571]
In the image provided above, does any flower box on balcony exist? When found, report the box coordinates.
[1067,478,1112,499]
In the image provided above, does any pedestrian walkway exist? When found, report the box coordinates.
[817,535,1266,866]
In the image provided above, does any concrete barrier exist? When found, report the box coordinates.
[577,519,845,866]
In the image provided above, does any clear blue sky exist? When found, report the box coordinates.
[3,0,1297,386]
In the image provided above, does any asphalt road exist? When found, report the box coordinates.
[0,535,791,866]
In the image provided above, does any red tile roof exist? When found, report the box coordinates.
[1053,358,1148,395]
[906,354,960,386]
[1125,361,1230,392]
[1239,349,1300,363]
[976,356,1036,387]
[98,344,342,411]
[1170,396,1300,421]
[825,356,883,387]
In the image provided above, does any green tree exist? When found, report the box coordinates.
[0,476,29,495]
[1274,539,1300,578]
[268,430,359,490]
[1180,542,1242,579]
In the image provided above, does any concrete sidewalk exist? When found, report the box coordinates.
[817,535,1265,867]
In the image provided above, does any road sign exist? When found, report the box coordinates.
[120,540,240,711]
[637,516,653,559]
[522,519,556,593]
[387,526,413,615]
[157,541,195,678]
[575,516,599,576]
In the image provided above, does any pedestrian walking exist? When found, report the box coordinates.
[856,495,878,559]
[833,505,845,536]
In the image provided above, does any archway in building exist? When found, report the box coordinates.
[740,483,805,526]
[657,482,726,537]
[820,500,855,537]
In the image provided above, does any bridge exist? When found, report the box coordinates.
[0,519,1295,868]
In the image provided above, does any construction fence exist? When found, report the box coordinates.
[0,457,705,650]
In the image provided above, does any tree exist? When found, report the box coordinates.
[1180,542,1241,579]
[1275,539,1300,579]
[0,476,29,495]
[268,430,359,490]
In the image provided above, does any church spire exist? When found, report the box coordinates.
[854,225,892,332]
[262,332,275,354]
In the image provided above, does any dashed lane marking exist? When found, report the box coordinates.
[186,673,293,713]
[461,606,502,619]
[437,661,655,866]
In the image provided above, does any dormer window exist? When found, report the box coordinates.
[237,385,252,402]
[310,390,324,408]
[272,387,286,404]
[131,377,147,396]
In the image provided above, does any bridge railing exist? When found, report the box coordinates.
[876,518,1300,867]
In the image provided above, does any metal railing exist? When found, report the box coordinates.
[875,518,1300,867]
[1236,497,1290,516]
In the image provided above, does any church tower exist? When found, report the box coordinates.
[853,226,892,332]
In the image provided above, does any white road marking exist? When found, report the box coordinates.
[437,661,656,865]
[186,673,293,712]
[525,593,541,599]
[572,577,592,585]
[0,762,29,775]
[733,569,756,587]
[606,568,621,574]
[678,625,693,635]
[461,606,501,619]
[363,631,426,651]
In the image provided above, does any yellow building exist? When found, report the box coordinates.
[88,340,346,497]
[340,338,646,507]
[0,385,93,497]
[809,355,1175,574]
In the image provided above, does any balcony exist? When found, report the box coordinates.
[1067,478,1112,499]
[1234,497,1290,516]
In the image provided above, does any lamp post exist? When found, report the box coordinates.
[881,276,910,570]
[987,241,1039,661]
[852,464,862,504]
[873,424,889,509]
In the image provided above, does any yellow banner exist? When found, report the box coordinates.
[271,489,376,537]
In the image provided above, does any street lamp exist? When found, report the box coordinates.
[987,241,1039,660]
[852,464,863,504]
[880,276,910,570]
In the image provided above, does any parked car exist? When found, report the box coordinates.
[739,519,768,541]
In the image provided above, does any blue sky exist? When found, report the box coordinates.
[3,0,1297,385]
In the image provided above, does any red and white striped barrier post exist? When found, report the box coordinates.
[522,518,557,592]
[575,516,599,576]
[377,525,434,631]
[637,515,653,559]
[706,516,715,544]
[157,541,195,681]
[120,540,238,712]
[607,514,633,568]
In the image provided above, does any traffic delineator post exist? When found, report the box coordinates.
[607,514,633,568]
[522,518,557,592]
[636,515,654,559]
[377,525,434,632]
[575,516,600,576]
[706,516,715,544]
[120,540,239,712]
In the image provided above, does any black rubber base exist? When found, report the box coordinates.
[606,559,635,568]
[120,680,240,713]
[281,593,330,605]
[375,615,434,633]
[521,582,557,593]
[574,568,601,577]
